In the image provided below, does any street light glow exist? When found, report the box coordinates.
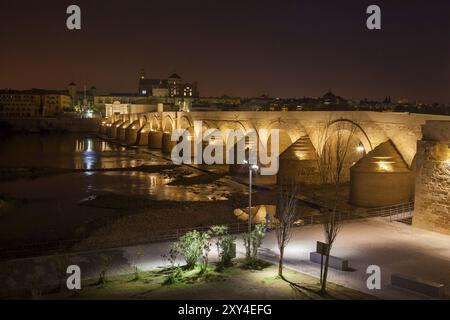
[356,145,365,153]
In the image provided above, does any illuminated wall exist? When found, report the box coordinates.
[413,121,450,235]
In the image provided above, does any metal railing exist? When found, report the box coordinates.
[0,221,250,261]
[366,201,414,222]
[0,202,415,261]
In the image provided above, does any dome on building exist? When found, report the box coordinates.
[168,73,181,79]
[323,91,337,100]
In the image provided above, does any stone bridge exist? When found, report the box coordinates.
[103,111,448,162]
[100,111,450,234]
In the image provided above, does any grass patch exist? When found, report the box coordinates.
[240,259,272,271]
[43,260,376,300]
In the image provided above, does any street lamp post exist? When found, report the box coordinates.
[244,160,259,233]
[248,164,252,233]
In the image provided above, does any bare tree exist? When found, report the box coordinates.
[316,119,358,293]
[275,182,298,277]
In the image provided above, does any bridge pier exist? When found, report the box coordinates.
[149,130,163,149]
[350,140,414,207]
[162,132,176,154]
[108,120,124,139]
[136,125,150,145]
[117,121,131,142]
[100,120,110,135]
[125,120,142,145]
[277,135,319,185]
[97,111,450,235]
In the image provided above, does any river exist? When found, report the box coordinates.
[0,134,242,248]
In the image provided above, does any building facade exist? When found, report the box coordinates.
[105,101,157,117]
[42,94,72,116]
[138,71,198,98]
[0,89,72,118]
[0,90,42,117]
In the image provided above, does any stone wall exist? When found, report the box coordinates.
[413,121,450,235]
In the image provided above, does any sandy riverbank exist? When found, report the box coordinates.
[73,188,318,251]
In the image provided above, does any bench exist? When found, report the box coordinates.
[391,273,445,298]
[309,252,348,271]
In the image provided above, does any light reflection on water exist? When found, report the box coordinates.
[75,138,96,171]
[0,134,243,245]
[0,170,233,203]
[95,171,231,201]
[0,134,238,202]
[0,134,165,169]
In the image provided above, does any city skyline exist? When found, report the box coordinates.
[0,0,449,304]
[1,0,450,103]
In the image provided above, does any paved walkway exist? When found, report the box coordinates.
[1,217,449,299]
[259,217,450,299]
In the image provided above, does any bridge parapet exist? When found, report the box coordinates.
[103,111,450,165]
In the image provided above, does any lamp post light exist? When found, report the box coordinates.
[244,160,259,233]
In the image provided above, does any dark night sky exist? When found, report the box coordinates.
[1,0,450,102]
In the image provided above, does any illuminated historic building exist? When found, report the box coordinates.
[138,70,198,98]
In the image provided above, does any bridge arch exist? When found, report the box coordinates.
[218,120,252,146]
[139,115,148,127]
[162,115,175,133]
[315,119,372,183]
[325,118,373,153]
[151,114,161,131]
[178,114,193,129]
[265,120,300,154]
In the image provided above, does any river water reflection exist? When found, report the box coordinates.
[0,134,241,246]
[0,134,164,169]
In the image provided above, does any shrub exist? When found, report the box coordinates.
[208,225,228,258]
[208,226,236,267]
[219,234,236,267]
[199,233,212,274]
[97,254,112,285]
[243,224,266,264]
[251,224,266,258]
[130,247,143,281]
[209,225,236,268]
[163,267,182,285]
[171,230,204,270]
[161,246,182,285]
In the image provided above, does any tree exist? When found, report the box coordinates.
[316,119,358,293]
[275,183,298,277]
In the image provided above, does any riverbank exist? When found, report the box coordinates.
[72,188,320,252]
[0,133,315,259]
[0,118,100,134]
